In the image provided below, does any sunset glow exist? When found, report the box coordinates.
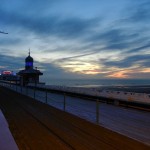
[107,71,129,78]
[0,0,150,80]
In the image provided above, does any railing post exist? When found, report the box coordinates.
[18,85,20,92]
[21,85,22,93]
[96,99,99,124]
[26,86,28,95]
[45,90,48,104]
[114,100,119,106]
[64,93,66,111]
[15,81,17,91]
[34,87,36,99]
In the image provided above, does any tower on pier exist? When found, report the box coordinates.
[18,50,43,86]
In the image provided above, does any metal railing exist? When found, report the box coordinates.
[0,81,149,125]
[0,81,101,124]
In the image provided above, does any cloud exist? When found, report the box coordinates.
[0,6,100,39]
[0,53,85,79]
[102,54,150,68]
[128,0,150,23]
[0,54,24,71]
[0,0,150,79]
[87,25,150,53]
[127,43,150,53]
[41,63,85,80]
[0,38,22,46]
[0,0,61,13]
[54,52,97,62]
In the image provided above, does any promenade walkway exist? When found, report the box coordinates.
[0,86,149,150]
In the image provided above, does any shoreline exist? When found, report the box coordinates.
[93,85,150,94]
[46,84,150,94]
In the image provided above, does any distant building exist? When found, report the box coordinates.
[0,70,19,81]
[18,51,43,86]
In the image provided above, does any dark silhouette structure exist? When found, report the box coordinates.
[18,50,43,86]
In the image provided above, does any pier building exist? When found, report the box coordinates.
[18,51,43,86]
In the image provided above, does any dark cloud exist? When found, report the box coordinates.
[54,18,99,38]
[83,1,150,54]
[87,27,142,51]
[54,52,97,63]
[0,48,13,55]
[0,0,60,13]
[129,1,150,23]
[98,29,136,43]
[0,38,22,46]
[127,72,150,79]
[0,54,24,71]
[0,7,99,39]
[127,43,150,53]
[103,54,150,68]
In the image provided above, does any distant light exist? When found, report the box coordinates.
[2,70,12,75]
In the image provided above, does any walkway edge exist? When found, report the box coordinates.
[0,110,19,150]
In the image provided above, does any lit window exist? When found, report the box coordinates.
[26,62,33,66]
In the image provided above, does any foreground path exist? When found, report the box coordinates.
[0,87,149,150]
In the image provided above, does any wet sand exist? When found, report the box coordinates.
[0,86,149,150]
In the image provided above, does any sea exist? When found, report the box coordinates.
[43,79,150,88]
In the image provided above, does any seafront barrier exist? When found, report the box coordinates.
[0,81,101,124]
[26,83,150,111]
[0,81,150,113]
[36,84,150,105]
[0,81,150,110]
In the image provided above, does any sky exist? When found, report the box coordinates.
[0,0,150,81]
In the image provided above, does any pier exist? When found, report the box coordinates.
[0,85,150,149]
